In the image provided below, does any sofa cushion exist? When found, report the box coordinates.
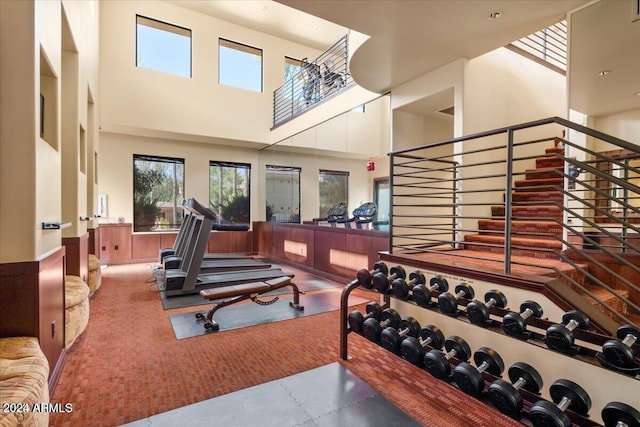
[0,337,50,427]
[87,254,102,295]
[65,275,90,309]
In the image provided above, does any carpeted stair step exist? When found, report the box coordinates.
[514,177,564,192]
[492,205,563,220]
[512,191,563,204]
[545,146,565,155]
[577,284,633,323]
[536,156,564,169]
[525,167,563,180]
[478,219,562,238]
[463,234,562,259]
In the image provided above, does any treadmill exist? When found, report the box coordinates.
[163,199,292,297]
[160,199,258,270]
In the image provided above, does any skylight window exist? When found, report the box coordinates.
[136,15,191,78]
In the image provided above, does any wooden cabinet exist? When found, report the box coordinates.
[98,223,132,264]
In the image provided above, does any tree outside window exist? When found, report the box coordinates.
[209,161,251,225]
[319,170,349,217]
[133,155,184,232]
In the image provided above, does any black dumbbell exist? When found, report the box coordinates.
[466,290,508,326]
[391,271,425,300]
[487,362,544,419]
[400,325,445,366]
[380,317,421,354]
[453,347,505,398]
[412,275,449,308]
[602,402,640,427]
[599,324,640,370]
[355,261,389,289]
[362,308,401,343]
[545,310,590,355]
[371,265,406,294]
[347,302,382,334]
[423,335,471,380]
[529,379,592,427]
[502,300,544,340]
[438,283,475,317]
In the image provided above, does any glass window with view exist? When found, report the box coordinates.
[319,170,349,217]
[133,155,185,232]
[209,161,251,225]
[266,165,301,223]
[219,38,263,92]
[136,15,191,78]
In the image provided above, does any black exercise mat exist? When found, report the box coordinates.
[169,290,368,340]
[159,276,338,310]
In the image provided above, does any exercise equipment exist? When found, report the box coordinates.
[438,283,475,317]
[391,271,425,300]
[195,276,304,331]
[362,308,401,344]
[598,324,640,370]
[502,300,544,340]
[347,302,382,334]
[487,362,543,419]
[313,202,348,227]
[529,379,591,427]
[371,265,406,294]
[453,347,504,397]
[412,275,449,308]
[545,310,590,355]
[164,198,293,297]
[602,402,640,427]
[423,335,471,380]
[400,325,445,366]
[380,317,421,354]
[355,262,389,289]
[466,290,508,326]
[335,202,378,229]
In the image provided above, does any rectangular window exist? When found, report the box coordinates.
[209,161,251,225]
[133,154,185,232]
[136,15,191,78]
[284,56,302,81]
[266,165,300,223]
[219,38,263,92]
[319,170,349,217]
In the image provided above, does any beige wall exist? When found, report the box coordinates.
[0,0,99,262]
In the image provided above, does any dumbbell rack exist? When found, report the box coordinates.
[340,275,640,427]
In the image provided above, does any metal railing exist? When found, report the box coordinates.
[389,117,640,325]
[508,20,567,73]
[273,35,351,128]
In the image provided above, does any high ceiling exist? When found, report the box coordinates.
[170,0,640,118]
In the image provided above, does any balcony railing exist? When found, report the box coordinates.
[507,20,567,74]
[389,117,640,326]
[273,35,351,128]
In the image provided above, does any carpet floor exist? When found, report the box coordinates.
[50,263,521,427]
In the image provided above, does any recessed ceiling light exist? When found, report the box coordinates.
[487,11,502,20]
[635,91,640,96]
[598,70,611,76]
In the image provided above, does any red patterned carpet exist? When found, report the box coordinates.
[50,263,521,427]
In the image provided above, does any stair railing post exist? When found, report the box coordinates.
[504,129,514,274]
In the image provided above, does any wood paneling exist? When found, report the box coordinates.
[98,224,132,264]
[132,233,161,260]
[0,247,66,390]
[63,233,88,282]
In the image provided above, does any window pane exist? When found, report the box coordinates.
[133,155,185,232]
[219,38,262,92]
[209,161,251,225]
[284,56,302,81]
[266,166,300,223]
[136,16,191,78]
[319,170,348,217]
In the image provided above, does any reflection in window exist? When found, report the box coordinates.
[266,165,300,223]
[209,161,251,225]
[133,155,184,232]
[319,170,348,217]
[374,178,391,231]
[136,15,191,78]
[219,38,263,92]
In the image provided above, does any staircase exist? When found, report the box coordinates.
[462,142,632,320]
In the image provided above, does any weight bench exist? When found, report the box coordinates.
[195,276,304,331]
